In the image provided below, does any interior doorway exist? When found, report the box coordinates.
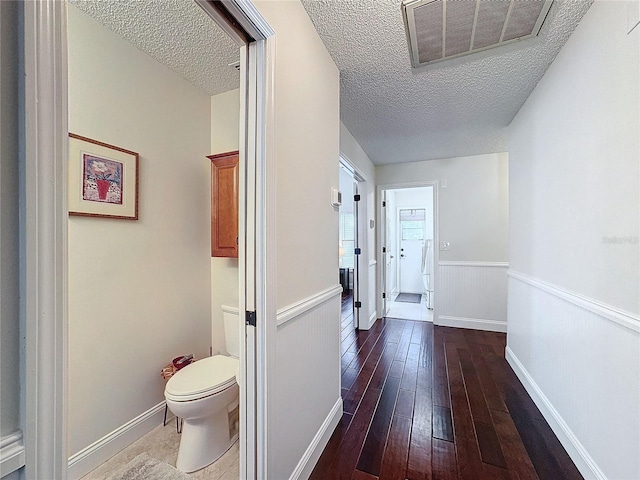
[21,1,273,478]
[381,185,436,322]
[338,160,362,329]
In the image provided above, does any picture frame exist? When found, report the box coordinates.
[68,133,139,220]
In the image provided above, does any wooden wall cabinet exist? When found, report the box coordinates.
[208,151,239,258]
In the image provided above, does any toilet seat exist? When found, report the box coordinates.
[165,355,239,402]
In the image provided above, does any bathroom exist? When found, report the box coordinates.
[66,2,243,478]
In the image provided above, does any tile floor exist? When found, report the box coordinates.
[81,421,238,480]
[385,295,433,322]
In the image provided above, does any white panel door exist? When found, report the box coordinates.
[399,209,425,294]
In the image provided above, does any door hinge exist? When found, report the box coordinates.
[245,311,256,327]
[354,194,361,202]
[354,301,362,308]
[382,201,386,207]
[354,247,361,255]
[382,246,386,253]
[382,292,386,299]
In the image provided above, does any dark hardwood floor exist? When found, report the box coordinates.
[311,296,583,480]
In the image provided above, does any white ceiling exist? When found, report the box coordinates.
[72,0,592,166]
[301,0,593,165]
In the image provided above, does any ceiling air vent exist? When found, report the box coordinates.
[402,0,553,68]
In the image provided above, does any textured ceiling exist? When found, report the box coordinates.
[301,0,593,165]
[70,0,240,96]
[71,0,592,165]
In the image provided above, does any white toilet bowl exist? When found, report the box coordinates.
[165,354,239,472]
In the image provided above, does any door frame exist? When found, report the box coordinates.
[339,155,368,329]
[22,1,274,477]
[377,182,439,323]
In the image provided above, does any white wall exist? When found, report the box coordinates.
[210,89,240,356]
[67,5,212,472]
[1,1,24,477]
[253,1,341,478]
[340,122,378,327]
[377,153,509,262]
[0,0,20,438]
[376,153,509,331]
[508,2,639,478]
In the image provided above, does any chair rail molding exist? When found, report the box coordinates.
[276,284,343,327]
[508,269,640,333]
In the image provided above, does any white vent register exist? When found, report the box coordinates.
[402,0,554,68]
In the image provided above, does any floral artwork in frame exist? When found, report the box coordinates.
[68,133,139,219]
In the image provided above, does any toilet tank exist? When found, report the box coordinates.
[221,305,240,358]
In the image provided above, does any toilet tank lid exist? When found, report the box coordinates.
[165,355,238,399]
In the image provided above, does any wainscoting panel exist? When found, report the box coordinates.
[507,271,640,480]
[271,285,343,480]
[436,262,508,332]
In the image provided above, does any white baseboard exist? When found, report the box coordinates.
[289,397,343,480]
[360,310,377,330]
[505,347,605,480]
[67,401,166,480]
[436,315,507,333]
[0,431,25,477]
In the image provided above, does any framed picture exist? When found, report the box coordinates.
[68,133,139,220]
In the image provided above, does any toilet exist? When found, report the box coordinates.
[164,306,240,473]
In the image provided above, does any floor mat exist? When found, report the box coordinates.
[395,293,422,303]
[106,453,191,480]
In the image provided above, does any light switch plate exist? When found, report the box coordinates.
[331,188,341,207]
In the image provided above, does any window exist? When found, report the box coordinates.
[339,212,355,268]
[400,209,425,241]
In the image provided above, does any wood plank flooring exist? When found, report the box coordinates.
[311,296,583,480]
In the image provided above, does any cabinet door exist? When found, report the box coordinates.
[209,151,239,257]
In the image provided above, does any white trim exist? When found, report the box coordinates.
[508,270,640,333]
[288,398,343,480]
[339,153,368,183]
[436,315,507,333]
[369,259,377,266]
[221,304,240,315]
[23,1,69,478]
[67,402,166,480]
[277,285,343,327]
[368,310,378,329]
[505,347,606,480]
[439,261,509,267]
[225,0,276,39]
[257,34,277,480]
[0,431,25,477]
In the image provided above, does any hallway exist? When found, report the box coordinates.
[311,305,583,479]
